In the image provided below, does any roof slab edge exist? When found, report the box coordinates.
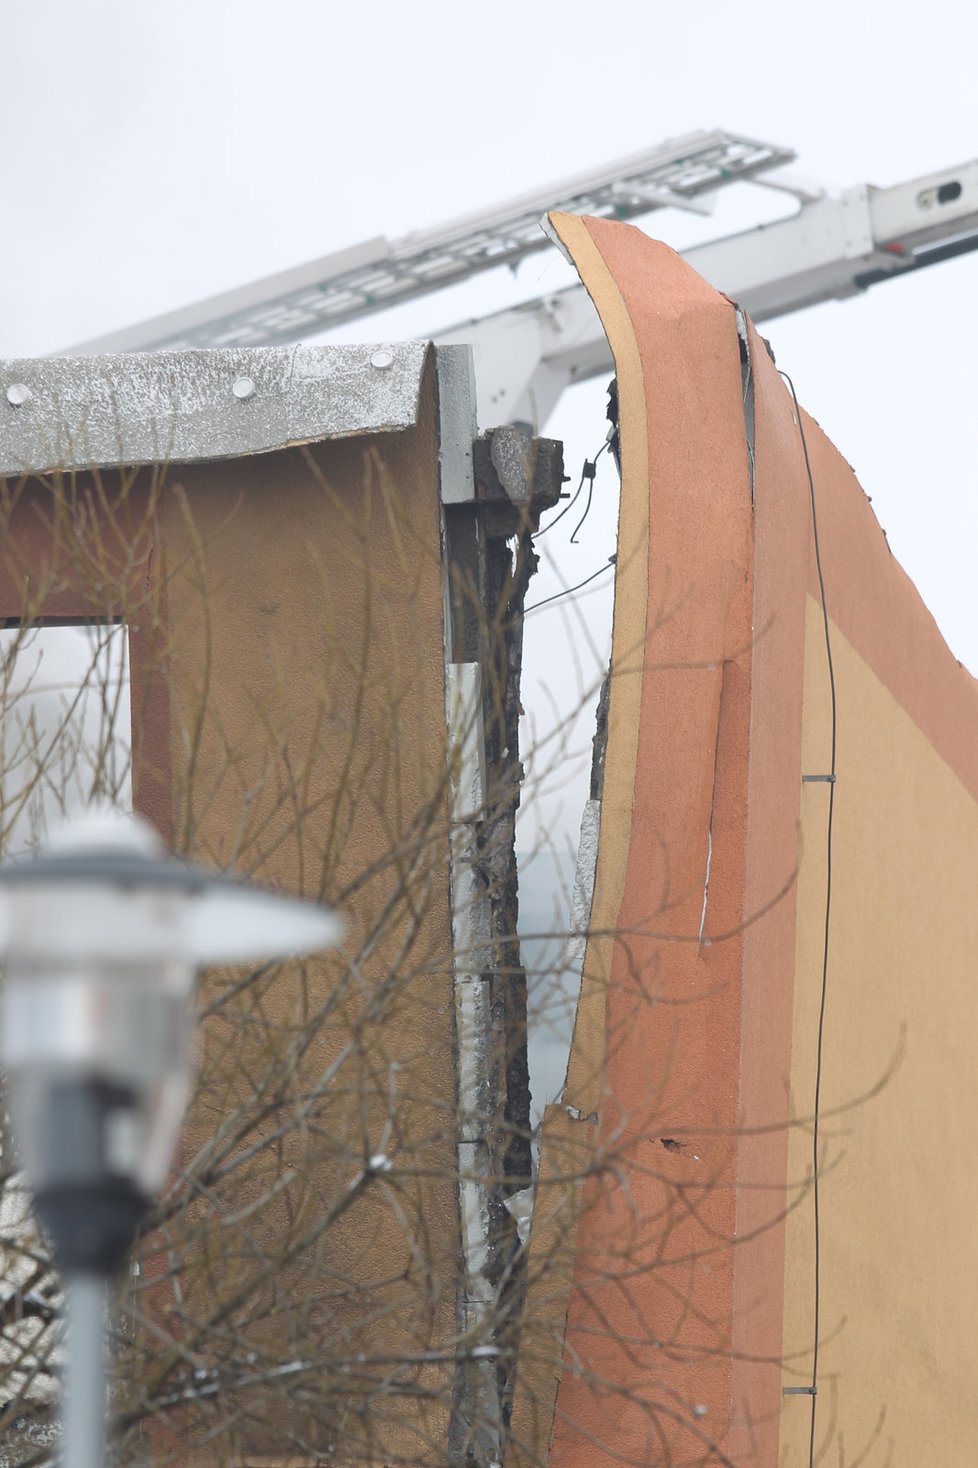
[0,341,430,477]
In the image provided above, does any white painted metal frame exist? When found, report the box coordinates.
[436,157,978,426]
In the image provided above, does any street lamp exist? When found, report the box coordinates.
[0,809,342,1468]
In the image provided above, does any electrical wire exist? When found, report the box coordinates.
[522,555,616,615]
[536,438,609,538]
[570,439,609,543]
[534,458,587,537]
[781,369,837,1468]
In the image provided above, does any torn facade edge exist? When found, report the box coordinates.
[508,215,765,1467]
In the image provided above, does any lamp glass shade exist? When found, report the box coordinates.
[183,885,342,964]
[0,809,342,1199]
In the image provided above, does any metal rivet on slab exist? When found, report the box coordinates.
[370,350,394,370]
[232,376,256,400]
[6,383,31,407]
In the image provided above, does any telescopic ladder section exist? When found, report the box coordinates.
[63,130,794,354]
[62,137,978,433]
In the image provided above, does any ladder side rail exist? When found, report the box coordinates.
[58,131,793,356]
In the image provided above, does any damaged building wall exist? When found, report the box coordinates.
[517,214,978,1467]
[0,344,560,1466]
[9,207,975,1468]
[160,356,462,1464]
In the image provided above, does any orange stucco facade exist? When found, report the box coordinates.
[525,214,978,1467]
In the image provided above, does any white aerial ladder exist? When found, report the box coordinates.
[65,128,978,428]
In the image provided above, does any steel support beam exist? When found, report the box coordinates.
[435,158,978,426]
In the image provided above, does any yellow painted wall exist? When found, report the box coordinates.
[527,214,978,1467]
[781,598,978,1464]
[150,362,462,1463]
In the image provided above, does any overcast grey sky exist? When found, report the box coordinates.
[3,0,978,854]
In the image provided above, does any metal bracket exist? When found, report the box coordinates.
[435,344,477,505]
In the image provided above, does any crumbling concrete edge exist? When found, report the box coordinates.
[445,661,504,1465]
[0,341,429,476]
[437,343,564,1464]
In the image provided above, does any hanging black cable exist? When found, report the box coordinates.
[536,438,609,538]
[523,555,616,614]
[781,369,838,1468]
[535,458,588,538]
[570,439,609,543]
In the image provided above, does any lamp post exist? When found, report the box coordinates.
[0,809,342,1468]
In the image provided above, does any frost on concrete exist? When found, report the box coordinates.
[0,342,428,476]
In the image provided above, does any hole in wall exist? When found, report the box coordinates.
[0,621,131,857]
[516,375,621,1128]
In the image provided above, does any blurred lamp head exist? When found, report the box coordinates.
[0,809,341,1273]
